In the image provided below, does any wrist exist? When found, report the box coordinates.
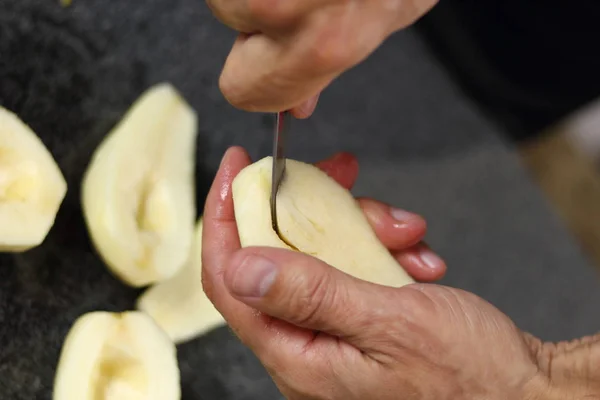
[527,381,600,400]
[519,373,557,400]
[521,333,600,400]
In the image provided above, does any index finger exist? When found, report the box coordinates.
[315,151,359,190]
[201,147,306,352]
[201,147,254,315]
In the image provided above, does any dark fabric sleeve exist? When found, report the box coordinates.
[416,0,600,141]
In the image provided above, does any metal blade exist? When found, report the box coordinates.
[270,111,290,233]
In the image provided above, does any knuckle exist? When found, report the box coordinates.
[374,287,444,358]
[306,24,355,73]
[389,0,439,30]
[287,269,335,326]
[205,0,230,23]
[219,72,250,110]
[381,285,438,338]
[246,0,273,21]
[246,0,296,24]
[399,284,440,317]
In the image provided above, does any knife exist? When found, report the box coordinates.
[270,111,291,237]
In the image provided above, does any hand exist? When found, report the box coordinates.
[206,0,439,118]
[202,147,600,400]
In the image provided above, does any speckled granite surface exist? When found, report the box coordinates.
[0,1,598,399]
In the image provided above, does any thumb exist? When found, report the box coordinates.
[223,246,404,344]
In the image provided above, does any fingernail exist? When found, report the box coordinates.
[229,255,277,297]
[419,247,444,270]
[390,207,416,223]
[297,94,320,117]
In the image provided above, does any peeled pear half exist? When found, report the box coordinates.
[0,106,67,252]
[137,219,226,344]
[232,157,414,287]
[82,83,197,287]
[53,311,180,400]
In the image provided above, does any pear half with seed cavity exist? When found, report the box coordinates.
[81,83,197,287]
[53,311,180,400]
[0,106,67,252]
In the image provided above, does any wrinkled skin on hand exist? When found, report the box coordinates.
[202,147,600,400]
[206,0,439,117]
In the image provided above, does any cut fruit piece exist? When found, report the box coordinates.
[53,311,180,400]
[82,83,197,287]
[232,157,415,287]
[0,106,67,252]
[137,219,226,344]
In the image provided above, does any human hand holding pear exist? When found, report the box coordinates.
[201,147,600,400]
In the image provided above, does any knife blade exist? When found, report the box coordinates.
[270,111,291,235]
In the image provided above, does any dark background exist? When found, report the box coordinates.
[0,1,599,399]
[418,0,600,142]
